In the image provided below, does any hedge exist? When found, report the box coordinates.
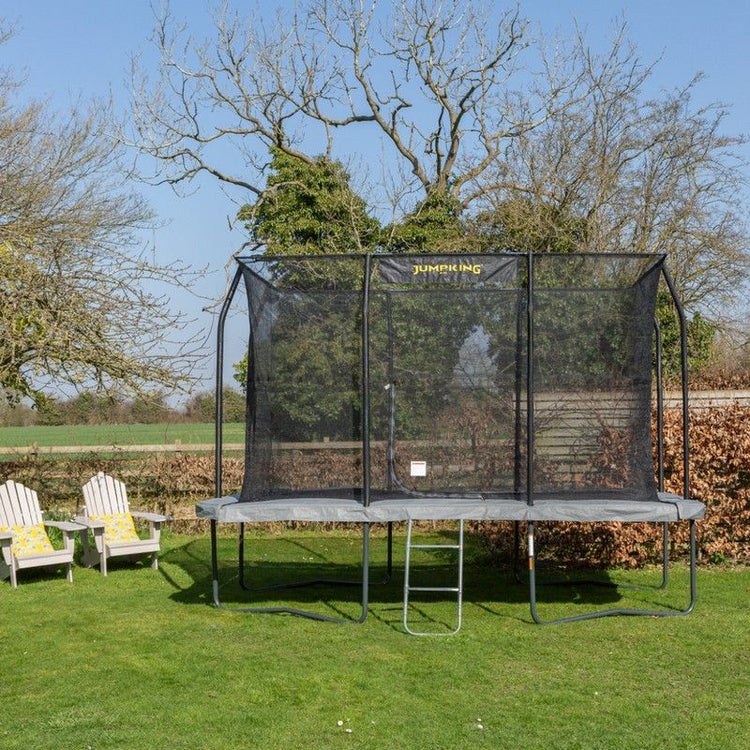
[2,405,747,566]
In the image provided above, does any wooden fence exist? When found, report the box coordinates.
[0,441,244,457]
[1,389,748,457]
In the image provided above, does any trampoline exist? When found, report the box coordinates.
[197,252,704,626]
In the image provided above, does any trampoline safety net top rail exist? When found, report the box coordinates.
[197,252,704,626]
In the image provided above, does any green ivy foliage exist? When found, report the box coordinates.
[656,291,717,380]
[383,190,467,253]
[238,148,380,256]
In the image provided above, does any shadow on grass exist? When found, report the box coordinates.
[152,530,671,627]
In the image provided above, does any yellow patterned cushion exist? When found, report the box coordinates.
[0,523,55,557]
[89,512,140,544]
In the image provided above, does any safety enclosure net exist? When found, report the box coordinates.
[239,252,664,505]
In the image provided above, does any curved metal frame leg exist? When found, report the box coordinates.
[514,521,670,592]
[210,520,371,624]
[527,520,697,625]
[237,521,392,591]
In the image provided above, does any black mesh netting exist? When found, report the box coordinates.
[239,253,663,504]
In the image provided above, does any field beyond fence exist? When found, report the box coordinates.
[0,421,245,451]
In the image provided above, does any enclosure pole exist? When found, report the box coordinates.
[655,318,665,492]
[654,317,669,589]
[215,266,244,499]
[514,276,525,498]
[361,258,374,617]
[525,252,535,507]
[386,291,397,490]
[384,291,396,579]
[362,254,373,507]
[661,265,690,500]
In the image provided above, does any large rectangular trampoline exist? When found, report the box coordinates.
[198,252,704,626]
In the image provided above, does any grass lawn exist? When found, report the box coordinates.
[0,422,245,448]
[1,528,748,750]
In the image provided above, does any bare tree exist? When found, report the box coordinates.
[130,1,748,311]
[0,26,201,404]
[482,25,749,311]
[129,1,579,208]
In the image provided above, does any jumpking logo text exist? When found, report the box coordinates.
[412,263,482,276]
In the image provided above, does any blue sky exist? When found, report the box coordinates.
[3,1,749,391]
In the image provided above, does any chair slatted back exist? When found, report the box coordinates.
[82,472,130,517]
[0,480,44,528]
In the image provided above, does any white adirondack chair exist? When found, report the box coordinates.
[0,480,81,588]
[76,472,168,575]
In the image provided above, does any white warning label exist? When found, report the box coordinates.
[410,460,427,477]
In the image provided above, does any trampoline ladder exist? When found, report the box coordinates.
[403,519,464,636]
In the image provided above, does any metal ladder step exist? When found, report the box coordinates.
[403,519,464,636]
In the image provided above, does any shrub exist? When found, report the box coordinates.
[480,404,750,567]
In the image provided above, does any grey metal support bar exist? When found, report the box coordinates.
[527,520,697,625]
[211,519,220,607]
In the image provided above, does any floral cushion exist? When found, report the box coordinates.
[0,523,55,557]
[89,512,140,544]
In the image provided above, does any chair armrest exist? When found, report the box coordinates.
[74,516,106,530]
[0,533,11,559]
[45,520,85,533]
[131,511,170,523]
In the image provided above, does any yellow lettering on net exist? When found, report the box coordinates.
[410,262,482,277]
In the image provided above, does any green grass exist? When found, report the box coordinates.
[1,528,748,750]
[0,422,244,448]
